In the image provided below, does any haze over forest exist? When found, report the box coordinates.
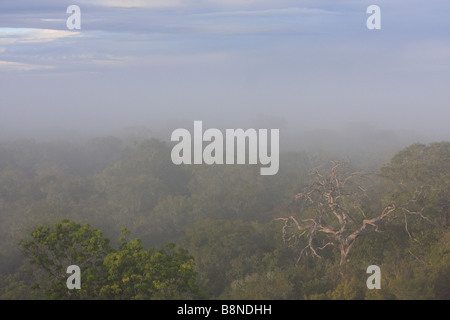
[0,0,449,144]
[0,1,449,301]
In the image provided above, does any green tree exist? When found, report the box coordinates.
[184,219,273,297]
[100,239,201,299]
[19,219,112,299]
[380,142,450,227]
[19,220,201,300]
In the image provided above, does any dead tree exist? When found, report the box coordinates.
[276,161,428,266]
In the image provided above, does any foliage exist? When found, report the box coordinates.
[19,219,112,299]
[18,220,201,300]
[0,138,448,299]
[100,239,201,299]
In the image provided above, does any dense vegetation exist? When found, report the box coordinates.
[0,136,448,299]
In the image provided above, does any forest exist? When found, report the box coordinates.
[0,135,448,300]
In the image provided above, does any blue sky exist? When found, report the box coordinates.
[0,0,449,140]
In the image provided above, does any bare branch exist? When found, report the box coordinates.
[276,161,431,266]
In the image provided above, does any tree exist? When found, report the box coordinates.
[100,237,201,300]
[19,219,112,299]
[183,219,267,297]
[20,220,201,300]
[276,161,429,266]
[380,142,449,227]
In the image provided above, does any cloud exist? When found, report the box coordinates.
[132,51,232,66]
[0,28,80,44]
[80,0,332,11]
[192,7,338,17]
[0,60,54,71]
[81,0,183,9]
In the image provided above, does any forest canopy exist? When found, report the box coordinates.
[0,137,448,300]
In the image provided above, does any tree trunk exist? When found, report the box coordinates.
[339,241,354,266]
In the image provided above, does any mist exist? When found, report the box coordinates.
[1,1,450,302]
[1,0,449,151]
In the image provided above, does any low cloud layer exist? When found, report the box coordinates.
[0,1,449,141]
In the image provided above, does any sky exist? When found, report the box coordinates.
[0,0,449,141]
